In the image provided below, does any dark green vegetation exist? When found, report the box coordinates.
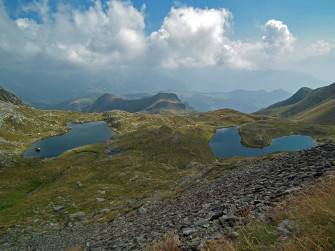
[257,82,335,124]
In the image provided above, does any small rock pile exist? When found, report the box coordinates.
[1,144,335,250]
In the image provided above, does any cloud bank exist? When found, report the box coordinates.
[2,0,331,70]
[10,0,146,66]
[0,0,334,102]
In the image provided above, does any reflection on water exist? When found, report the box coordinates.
[210,127,316,158]
[24,121,115,158]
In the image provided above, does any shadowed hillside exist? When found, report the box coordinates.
[86,93,195,116]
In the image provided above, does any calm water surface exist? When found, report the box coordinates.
[23,121,115,158]
[210,127,316,158]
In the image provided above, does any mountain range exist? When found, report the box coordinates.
[0,68,324,105]
[177,89,291,113]
[31,89,291,114]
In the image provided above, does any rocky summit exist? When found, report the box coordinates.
[2,144,334,250]
[0,87,24,106]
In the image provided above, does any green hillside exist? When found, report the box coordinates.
[0,103,269,235]
[265,87,312,110]
[1,95,335,249]
[257,82,335,124]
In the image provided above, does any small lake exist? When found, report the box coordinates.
[23,121,116,158]
[210,127,316,158]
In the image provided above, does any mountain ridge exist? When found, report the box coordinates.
[86,92,195,115]
[0,86,24,106]
[177,89,291,113]
[265,87,313,110]
[256,82,335,124]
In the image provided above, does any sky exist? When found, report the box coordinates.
[1,0,335,103]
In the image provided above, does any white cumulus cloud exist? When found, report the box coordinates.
[262,19,295,53]
[1,0,333,79]
[149,6,233,68]
[148,7,296,69]
[1,0,147,66]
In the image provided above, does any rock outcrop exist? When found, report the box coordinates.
[0,87,24,106]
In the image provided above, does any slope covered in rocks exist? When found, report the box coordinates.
[0,87,24,106]
[2,144,334,250]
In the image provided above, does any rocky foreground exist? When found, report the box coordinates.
[1,144,335,250]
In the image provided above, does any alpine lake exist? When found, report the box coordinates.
[210,127,316,158]
[23,122,316,159]
[23,121,116,158]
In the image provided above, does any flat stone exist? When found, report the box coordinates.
[182,227,196,236]
[231,231,240,238]
[195,219,208,226]
[70,212,85,221]
[100,209,111,214]
[96,198,105,203]
[276,219,298,236]
[284,187,302,194]
[53,206,64,213]
[76,181,83,189]
[137,206,147,214]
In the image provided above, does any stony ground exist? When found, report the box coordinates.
[1,144,335,250]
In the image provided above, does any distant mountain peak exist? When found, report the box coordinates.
[265,87,313,110]
[85,92,194,115]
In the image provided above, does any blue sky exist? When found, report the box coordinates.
[1,0,335,100]
[5,0,335,42]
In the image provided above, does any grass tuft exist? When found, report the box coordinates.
[65,246,83,251]
[276,174,335,250]
[208,173,335,251]
[146,233,179,251]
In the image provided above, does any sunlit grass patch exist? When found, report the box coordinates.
[207,173,335,251]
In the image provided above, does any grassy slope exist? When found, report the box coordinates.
[256,82,335,125]
[264,87,312,110]
[1,104,335,237]
[239,118,335,148]
[0,107,265,234]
